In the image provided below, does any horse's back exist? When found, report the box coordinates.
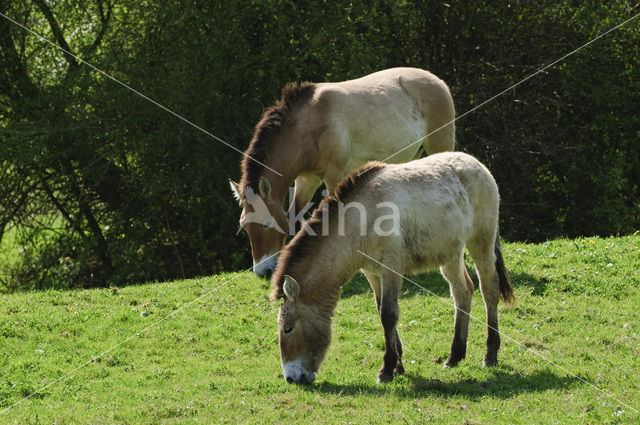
[314,68,450,116]
[327,67,444,88]
[383,152,498,206]
[365,153,498,272]
[305,68,455,168]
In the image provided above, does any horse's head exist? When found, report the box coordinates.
[230,177,289,278]
[276,275,332,384]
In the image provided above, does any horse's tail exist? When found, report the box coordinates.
[494,234,515,304]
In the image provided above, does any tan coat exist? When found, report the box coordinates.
[231,68,456,277]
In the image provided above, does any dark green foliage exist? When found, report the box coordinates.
[0,1,638,290]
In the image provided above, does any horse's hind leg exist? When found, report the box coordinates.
[467,237,502,367]
[400,75,456,154]
[440,252,474,368]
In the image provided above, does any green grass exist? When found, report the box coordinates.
[0,235,639,424]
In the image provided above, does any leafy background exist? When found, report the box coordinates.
[0,0,638,291]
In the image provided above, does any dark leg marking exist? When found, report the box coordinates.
[378,302,400,382]
[394,331,404,375]
[444,319,467,367]
[483,322,500,367]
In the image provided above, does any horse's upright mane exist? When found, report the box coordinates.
[240,82,316,194]
[270,162,386,302]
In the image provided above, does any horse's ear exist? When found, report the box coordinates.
[259,177,271,201]
[229,179,242,205]
[283,275,299,301]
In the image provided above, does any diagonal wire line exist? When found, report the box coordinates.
[0,12,283,177]
[356,249,639,414]
[0,251,281,415]
[360,11,640,175]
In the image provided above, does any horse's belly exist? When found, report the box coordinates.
[345,126,425,172]
[399,198,473,272]
[402,230,466,272]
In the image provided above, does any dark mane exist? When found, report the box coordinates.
[333,161,386,201]
[240,82,316,194]
[270,162,387,301]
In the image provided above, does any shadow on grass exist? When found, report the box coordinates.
[341,269,548,299]
[307,367,579,400]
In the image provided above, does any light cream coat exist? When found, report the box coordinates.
[271,152,514,384]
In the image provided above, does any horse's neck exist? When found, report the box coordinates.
[301,235,363,311]
[264,173,292,206]
[263,135,307,201]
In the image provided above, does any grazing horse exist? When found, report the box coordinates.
[230,68,456,277]
[270,152,514,384]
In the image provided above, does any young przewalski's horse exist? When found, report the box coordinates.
[270,152,514,384]
[230,68,456,277]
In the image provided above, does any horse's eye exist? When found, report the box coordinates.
[284,326,294,335]
[262,221,272,230]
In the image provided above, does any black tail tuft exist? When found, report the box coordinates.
[495,236,515,304]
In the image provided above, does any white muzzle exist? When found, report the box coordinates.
[253,253,278,278]
[282,359,316,385]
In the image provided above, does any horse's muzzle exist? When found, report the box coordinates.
[285,373,315,385]
[253,253,278,278]
[282,360,316,385]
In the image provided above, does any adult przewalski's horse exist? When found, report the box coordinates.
[270,152,514,384]
[230,68,456,277]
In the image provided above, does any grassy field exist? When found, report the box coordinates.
[0,236,639,424]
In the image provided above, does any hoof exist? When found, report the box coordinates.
[483,351,498,367]
[395,363,405,375]
[482,357,498,367]
[443,356,463,369]
[376,373,394,384]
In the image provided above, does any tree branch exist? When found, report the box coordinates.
[62,159,113,273]
[0,14,39,100]
[84,0,113,57]
[32,0,78,69]
[40,176,84,236]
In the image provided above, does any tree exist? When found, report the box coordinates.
[1,0,638,291]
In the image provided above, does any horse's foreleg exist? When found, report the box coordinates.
[440,256,474,368]
[362,270,382,312]
[363,270,405,377]
[377,269,403,383]
[288,175,322,233]
[322,170,346,194]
